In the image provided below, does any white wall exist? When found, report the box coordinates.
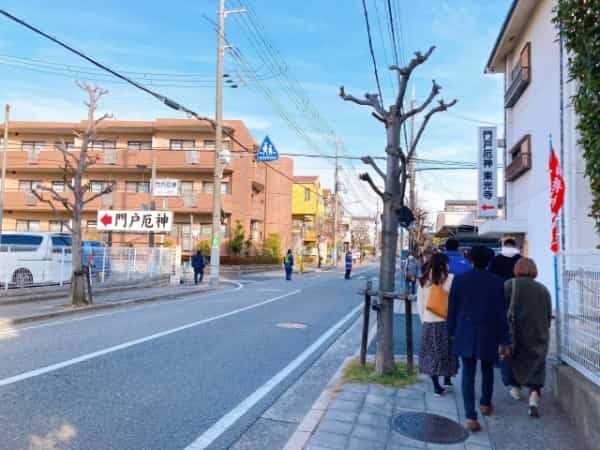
[503,0,599,294]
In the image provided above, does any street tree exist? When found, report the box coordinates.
[411,207,431,255]
[228,221,245,256]
[33,83,114,306]
[340,46,457,374]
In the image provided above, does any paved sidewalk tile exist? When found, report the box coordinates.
[329,398,363,413]
[317,420,354,436]
[309,431,348,450]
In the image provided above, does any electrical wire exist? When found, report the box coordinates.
[361,0,384,104]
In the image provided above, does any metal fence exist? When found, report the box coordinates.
[0,244,176,290]
[559,251,600,385]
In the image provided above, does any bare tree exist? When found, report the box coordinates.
[340,46,457,374]
[33,83,114,306]
[411,207,430,255]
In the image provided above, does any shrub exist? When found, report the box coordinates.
[228,221,245,256]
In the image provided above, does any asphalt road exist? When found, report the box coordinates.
[0,265,378,450]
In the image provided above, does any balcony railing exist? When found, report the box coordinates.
[183,193,197,208]
[506,135,532,182]
[505,43,531,108]
[184,149,200,164]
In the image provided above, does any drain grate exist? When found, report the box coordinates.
[392,412,469,444]
[276,322,307,329]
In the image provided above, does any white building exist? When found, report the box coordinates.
[480,0,599,293]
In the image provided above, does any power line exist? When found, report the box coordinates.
[386,0,400,65]
[360,0,384,104]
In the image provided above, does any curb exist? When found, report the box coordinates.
[283,321,378,450]
[0,280,239,329]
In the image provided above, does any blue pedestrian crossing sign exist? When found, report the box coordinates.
[256,135,279,162]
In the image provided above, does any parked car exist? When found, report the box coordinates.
[0,232,73,286]
[81,240,111,280]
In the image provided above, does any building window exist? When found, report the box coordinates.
[52,181,65,192]
[18,180,42,192]
[125,181,150,193]
[170,139,195,150]
[304,189,311,201]
[200,223,212,236]
[221,182,230,194]
[87,221,97,231]
[202,181,214,193]
[49,220,70,233]
[91,140,116,151]
[53,141,75,151]
[127,141,152,151]
[16,220,40,232]
[203,140,215,150]
[90,180,111,193]
[21,141,46,152]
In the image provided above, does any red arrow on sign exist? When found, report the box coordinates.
[481,204,496,211]
[100,213,113,226]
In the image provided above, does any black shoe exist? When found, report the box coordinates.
[434,387,446,397]
[528,405,539,418]
[444,378,453,391]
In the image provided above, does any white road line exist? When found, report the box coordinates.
[185,302,363,450]
[0,281,244,336]
[0,289,301,387]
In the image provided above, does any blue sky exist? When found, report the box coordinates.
[0,0,511,217]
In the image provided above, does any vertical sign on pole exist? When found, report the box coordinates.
[478,127,499,218]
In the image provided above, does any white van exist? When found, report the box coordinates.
[0,232,73,287]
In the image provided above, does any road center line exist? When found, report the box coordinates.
[185,302,363,450]
[0,289,302,387]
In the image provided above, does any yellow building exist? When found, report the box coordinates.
[292,176,325,263]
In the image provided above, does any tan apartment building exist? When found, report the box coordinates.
[1,118,293,258]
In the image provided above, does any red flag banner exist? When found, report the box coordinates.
[549,143,566,254]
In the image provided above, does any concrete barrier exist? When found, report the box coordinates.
[0,274,170,305]
[551,362,600,449]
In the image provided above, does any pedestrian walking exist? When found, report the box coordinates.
[284,249,294,281]
[344,251,352,279]
[447,246,510,432]
[191,250,205,285]
[490,238,522,281]
[404,252,419,295]
[503,257,552,418]
[444,238,471,275]
[417,253,458,396]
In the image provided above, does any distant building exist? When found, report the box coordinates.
[291,176,325,262]
[2,118,293,258]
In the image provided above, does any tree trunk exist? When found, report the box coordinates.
[375,121,400,375]
[70,181,88,306]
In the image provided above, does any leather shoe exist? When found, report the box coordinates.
[465,419,481,432]
[480,405,493,416]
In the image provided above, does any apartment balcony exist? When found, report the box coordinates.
[505,135,532,182]
[505,43,531,108]
[4,148,221,173]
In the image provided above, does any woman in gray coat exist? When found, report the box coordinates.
[504,257,552,417]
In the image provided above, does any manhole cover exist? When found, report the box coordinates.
[392,412,468,444]
[276,322,307,329]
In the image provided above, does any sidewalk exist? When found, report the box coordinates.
[0,282,223,327]
[295,362,588,450]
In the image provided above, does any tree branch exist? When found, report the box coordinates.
[361,156,385,181]
[32,186,74,213]
[390,45,436,113]
[339,86,387,117]
[359,172,384,198]
[83,183,114,205]
[402,80,441,121]
[408,98,458,159]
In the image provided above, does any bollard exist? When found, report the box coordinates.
[360,278,373,367]
[405,290,414,374]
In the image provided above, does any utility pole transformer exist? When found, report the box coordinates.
[340,46,457,374]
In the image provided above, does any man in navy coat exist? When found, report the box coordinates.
[447,246,510,432]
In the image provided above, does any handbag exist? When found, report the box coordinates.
[426,283,449,318]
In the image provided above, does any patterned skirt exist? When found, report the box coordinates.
[419,321,459,377]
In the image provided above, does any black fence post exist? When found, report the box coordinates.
[405,290,414,374]
[360,278,373,367]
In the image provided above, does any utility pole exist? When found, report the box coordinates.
[332,140,339,266]
[340,46,457,374]
[149,146,157,247]
[209,0,245,287]
[408,90,417,254]
[0,104,9,237]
